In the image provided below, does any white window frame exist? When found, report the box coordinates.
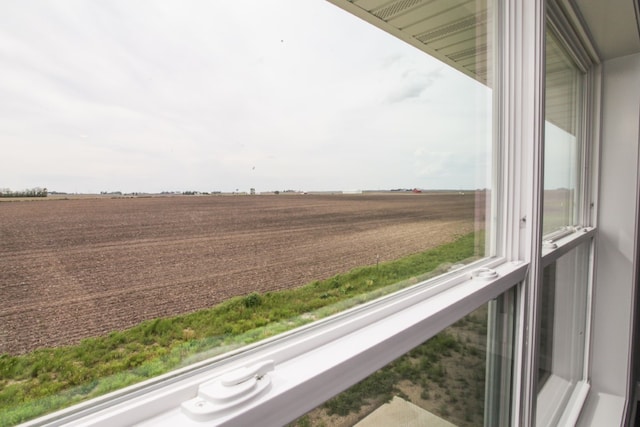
[536,229,595,426]
[19,0,603,426]
[531,0,601,424]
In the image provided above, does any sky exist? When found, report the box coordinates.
[0,0,493,194]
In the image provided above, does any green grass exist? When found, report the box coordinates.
[0,231,482,427]
[321,331,465,417]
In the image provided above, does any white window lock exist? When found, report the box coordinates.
[471,267,499,280]
[181,360,275,422]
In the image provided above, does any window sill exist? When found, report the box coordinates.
[576,391,625,427]
[537,375,590,426]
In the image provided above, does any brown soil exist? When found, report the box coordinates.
[0,192,484,354]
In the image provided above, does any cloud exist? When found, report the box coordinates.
[384,67,445,103]
[0,0,492,193]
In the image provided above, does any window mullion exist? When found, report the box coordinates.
[582,66,602,228]
[501,0,546,425]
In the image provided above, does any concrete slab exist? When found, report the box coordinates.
[355,396,457,427]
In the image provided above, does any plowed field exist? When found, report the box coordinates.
[0,192,483,354]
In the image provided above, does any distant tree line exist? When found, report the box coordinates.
[0,187,48,198]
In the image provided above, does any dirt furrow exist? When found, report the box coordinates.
[0,193,485,354]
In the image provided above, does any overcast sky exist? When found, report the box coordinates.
[0,0,493,194]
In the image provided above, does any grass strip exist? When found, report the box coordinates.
[0,231,481,426]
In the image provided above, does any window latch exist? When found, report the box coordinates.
[471,267,499,280]
[181,360,275,421]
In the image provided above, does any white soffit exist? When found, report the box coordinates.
[330,0,640,76]
[330,0,591,133]
[329,0,638,136]
[328,0,491,85]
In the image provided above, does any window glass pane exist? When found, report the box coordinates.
[0,0,494,423]
[543,30,583,234]
[536,241,590,425]
[290,290,516,427]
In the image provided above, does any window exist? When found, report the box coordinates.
[1,0,495,424]
[537,239,591,426]
[543,28,584,235]
[1,1,606,426]
[290,291,516,427]
[533,12,596,425]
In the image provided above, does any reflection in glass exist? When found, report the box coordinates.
[543,30,583,234]
[537,241,590,425]
[290,290,516,427]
